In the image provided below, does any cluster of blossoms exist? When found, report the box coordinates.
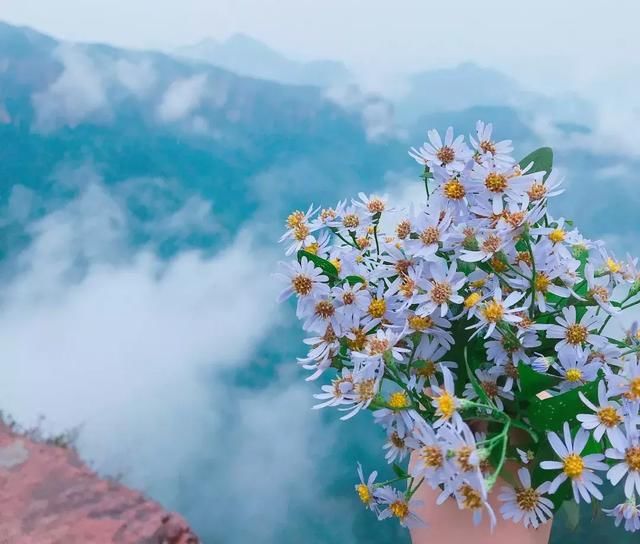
[277,121,640,533]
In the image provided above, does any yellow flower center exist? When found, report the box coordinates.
[628,378,640,400]
[320,208,336,222]
[294,223,310,241]
[396,219,411,240]
[390,431,405,448]
[347,327,367,351]
[565,368,583,383]
[443,179,466,200]
[563,454,585,478]
[527,182,547,201]
[390,500,409,519]
[470,278,486,289]
[356,379,376,401]
[482,233,502,254]
[566,324,588,345]
[292,274,313,296]
[598,406,622,427]
[408,315,433,331]
[589,286,609,302]
[625,446,640,471]
[388,391,410,410]
[343,214,360,229]
[314,300,335,319]
[431,281,452,305]
[286,210,305,228]
[515,487,540,511]
[436,392,456,418]
[482,300,504,322]
[460,484,483,510]
[549,229,566,243]
[416,360,436,378]
[481,380,498,398]
[535,273,551,293]
[420,226,440,245]
[485,172,508,193]
[457,446,475,472]
[421,445,443,468]
[367,198,385,214]
[464,292,482,309]
[436,146,456,164]
[607,257,622,274]
[304,242,319,254]
[367,337,390,355]
[368,298,386,318]
[480,140,497,155]
[356,484,371,504]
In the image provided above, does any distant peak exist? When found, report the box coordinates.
[223,33,277,53]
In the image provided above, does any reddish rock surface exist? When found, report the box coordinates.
[0,422,200,544]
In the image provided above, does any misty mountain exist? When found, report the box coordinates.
[0,21,406,257]
[0,20,639,544]
[175,33,351,87]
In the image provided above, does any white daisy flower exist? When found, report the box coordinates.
[429,366,463,428]
[437,481,496,529]
[352,192,389,216]
[375,486,426,528]
[470,120,515,167]
[603,497,640,533]
[279,204,321,255]
[608,358,640,401]
[374,389,419,438]
[332,282,370,324]
[525,170,564,203]
[545,306,605,356]
[411,423,450,487]
[382,427,419,463]
[577,380,625,443]
[403,206,452,261]
[498,467,554,528]
[553,349,601,392]
[415,261,466,317]
[276,257,330,304]
[438,422,487,498]
[355,463,380,513]
[467,287,525,338]
[339,369,381,420]
[463,368,514,410]
[540,422,608,504]
[605,418,640,499]
[313,368,354,408]
[470,163,533,214]
[459,229,510,263]
[409,126,472,173]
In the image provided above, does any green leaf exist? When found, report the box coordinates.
[519,147,553,181]
[344,275,366,286]
[527,378,600,433]
[517,362,560,399]
[392,463,409,479]
[296,250,339,279]
[561,500,580,531]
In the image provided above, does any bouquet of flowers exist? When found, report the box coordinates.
[276,121,640,533]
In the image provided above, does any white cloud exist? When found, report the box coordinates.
[157,74,208,123]
[0,171,345,542]
[113,58,157,97]
[325,84,404,142]
[32,44,110,133]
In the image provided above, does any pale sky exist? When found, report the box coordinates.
[2,0,639,95]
